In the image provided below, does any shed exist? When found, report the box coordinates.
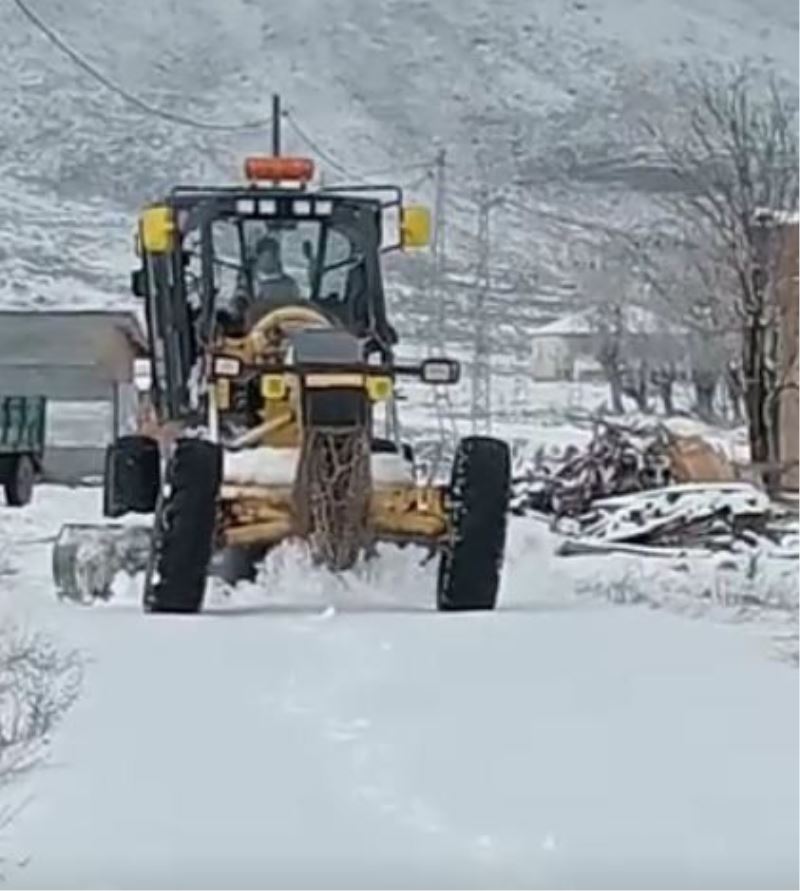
[0,310,147,483]
[529,311,596,380]
[530,306,685,382]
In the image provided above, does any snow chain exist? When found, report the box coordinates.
[295,427,372,571]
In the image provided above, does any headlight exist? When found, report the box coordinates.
[366,376,393,402]
[212,355,243,378]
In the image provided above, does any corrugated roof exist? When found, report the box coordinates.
[0,309,147,355]
[531,305,681,338]
[530,311,594,337]
[0,310,148,380]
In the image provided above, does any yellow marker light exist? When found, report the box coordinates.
[400,205,431,248]
[140,205,175,254]
[366,375,393,402]
[261,374,287,400]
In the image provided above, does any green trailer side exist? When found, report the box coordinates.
[0,396,46,507]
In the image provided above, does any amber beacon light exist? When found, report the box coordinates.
[244,156,315,182]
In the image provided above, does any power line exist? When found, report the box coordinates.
[400,168,434,191]
[11,0,272,132]
[284,109,435,186]
[283,110,356,178]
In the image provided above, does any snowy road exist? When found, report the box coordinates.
[0,488,797,889]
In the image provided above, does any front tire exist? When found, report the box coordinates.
[144,439,221,614]
[436,436,510,611]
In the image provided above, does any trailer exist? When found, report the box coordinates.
[0,396,46,506]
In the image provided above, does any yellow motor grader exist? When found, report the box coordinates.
[52,152,510,612]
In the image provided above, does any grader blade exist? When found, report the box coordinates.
[52,523,152,604]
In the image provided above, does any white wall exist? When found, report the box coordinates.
[530,336,571,381]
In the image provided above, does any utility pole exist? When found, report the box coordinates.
[271,94,281,156]
[428,147,459,453]
[471,183,503,435]
[431,147,448,349]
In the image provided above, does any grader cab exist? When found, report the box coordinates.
[52,153,510,612]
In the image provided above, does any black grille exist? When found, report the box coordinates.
[304,388,369,428]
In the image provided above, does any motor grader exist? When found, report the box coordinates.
[52,153,510,613]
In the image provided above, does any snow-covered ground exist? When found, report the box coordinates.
[0,485,796,889]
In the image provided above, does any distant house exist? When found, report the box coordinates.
[529,306,684,382]
[0,310,147,483]
[529,311,597,381]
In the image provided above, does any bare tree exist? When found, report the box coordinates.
[570,235,688,416]
[580,221,739,421]
[642,64,799,485]
[0,628,82,787]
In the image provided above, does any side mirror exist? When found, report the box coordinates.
[131,268,147,298]
[400,205,431,249]
[419,358,460,385]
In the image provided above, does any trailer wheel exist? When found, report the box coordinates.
[4,455,35,507]
[436,436,510,611]
[143,439,221,614]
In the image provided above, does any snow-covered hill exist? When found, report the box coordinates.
[2,0,797,320]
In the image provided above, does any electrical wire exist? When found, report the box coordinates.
[358,160,434,179]
[401,169,434,191]
[11,0,272,131]
[283,110,356,178]
[285,109,436,186]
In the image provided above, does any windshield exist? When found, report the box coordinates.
[210,218,360,308]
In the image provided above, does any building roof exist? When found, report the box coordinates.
[530,311,594,337]
[531,305,680,338]
[0,309,147,356]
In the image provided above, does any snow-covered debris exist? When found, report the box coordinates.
[557,483,798,557]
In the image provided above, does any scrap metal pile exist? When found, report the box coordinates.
[555,483,797,558]
[511,420,675,518]
[511,419,797,557]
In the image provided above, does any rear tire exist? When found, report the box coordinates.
[144,439,221,614]
[216,544,266,586]
[371,437,414,464]
[436,436,510,611]
[4,455,35,507]
[103,435,160,518]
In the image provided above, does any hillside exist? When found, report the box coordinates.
[2,0,797,336]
